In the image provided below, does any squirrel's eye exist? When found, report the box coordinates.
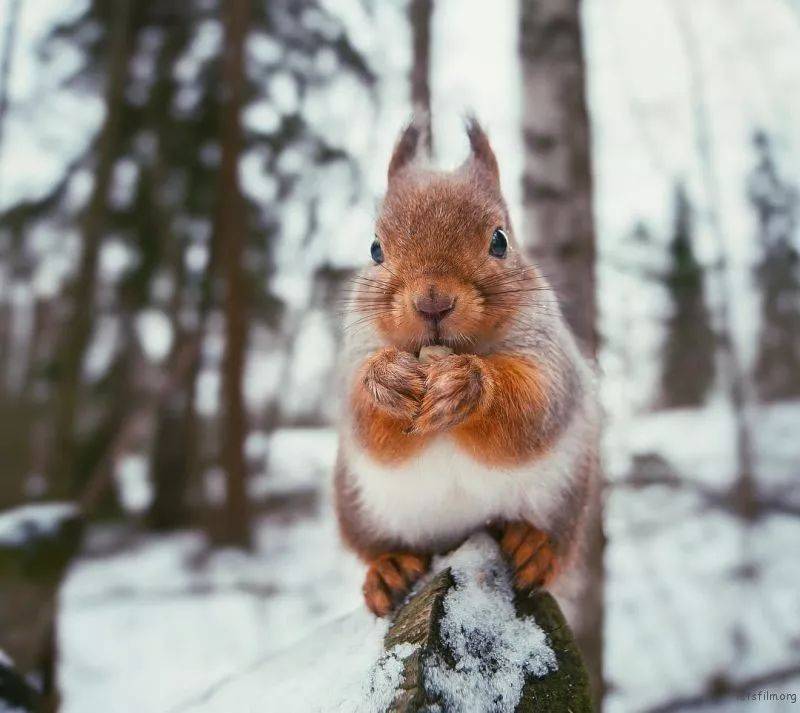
[489,228,508,258]
[370,238,384,264]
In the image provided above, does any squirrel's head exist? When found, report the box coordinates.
[351,118,547,352]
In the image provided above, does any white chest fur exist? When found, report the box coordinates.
[344,410,589,551]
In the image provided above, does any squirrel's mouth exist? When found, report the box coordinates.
[420,325,454,350]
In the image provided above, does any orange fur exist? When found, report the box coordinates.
[358,170,526,354]
[351,347,431,463]
[352,350,552,467]
[413,353,494,434]
[363,552,430,616]
[500,522,561,590]
[453,353,553,467]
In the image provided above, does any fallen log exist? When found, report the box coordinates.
[181,534,592,712]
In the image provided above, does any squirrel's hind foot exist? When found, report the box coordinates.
[363,551,430,617]
[501,521,560,591]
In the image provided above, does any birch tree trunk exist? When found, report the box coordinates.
[519,0,604,705]
[214,0,252,548]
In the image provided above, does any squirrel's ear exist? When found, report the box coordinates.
[464,116,500,185]
[387,118,426,183]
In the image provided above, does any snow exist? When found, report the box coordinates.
[246,428,338,500]
[0,649,12,668]
[58,494,364,713]
[424,535,557,713]
[176,611,398,713]
[172,534,556,713]
[114,455,153,514]
[135,309,174,363]
[0,0,101,212]
[0,502,77,547]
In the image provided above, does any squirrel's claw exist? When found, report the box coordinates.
[363,552,430,617]
[501,522,560,591]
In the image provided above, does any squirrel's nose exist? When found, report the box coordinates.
[413,290,455,322]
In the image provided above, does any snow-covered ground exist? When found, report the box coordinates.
[58,441,363,713]
[586,0,800,709]
[174,535,556,713]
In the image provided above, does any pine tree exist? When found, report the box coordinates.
[659,183,716,408]
[749,131,800,401]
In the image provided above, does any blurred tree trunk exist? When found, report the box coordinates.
[149,383,193,528]
[49,0,133,497]
[0,0,22,393]
[659,183,716,408]
[409,0,433,152]
[748,131,800,402]
[519,0,604,705]
[214,0,252,548]
[148,236,195,530]
[147,146,195,529]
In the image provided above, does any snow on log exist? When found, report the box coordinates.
[181,534,592,712]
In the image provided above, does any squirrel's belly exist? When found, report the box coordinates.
[346,436,558,552]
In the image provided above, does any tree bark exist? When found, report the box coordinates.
[519,0,604,705]
[49,0,133,497]
[214,0,252,548]
[147,155,195,530]
[519,0,596,353]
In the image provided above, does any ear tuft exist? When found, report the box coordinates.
[387,116,427,182]
[464,115,500,183]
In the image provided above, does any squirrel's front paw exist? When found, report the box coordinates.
[363,552,430,616]
[413,354,492,434]
[501,522,560,591]
[360,347,426,421]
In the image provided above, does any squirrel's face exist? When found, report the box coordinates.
[349,120,548,352]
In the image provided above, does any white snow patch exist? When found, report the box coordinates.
[114,455,153,514]
[179,611,404,713]
[135,309,173,362]
[247,428,337,500]
[424,535,557,712]
[0,502,78,547]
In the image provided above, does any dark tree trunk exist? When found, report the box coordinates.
[520,0,597,353]
[148,388,193,529]
[409,0,433,153]
[147,151,195,530]
[519,0,604,705]
[214,0,252,548]
[659,183,716,408]
[49,0,133,497]
[748,131,800,402]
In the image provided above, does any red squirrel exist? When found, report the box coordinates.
[334,118,600,630]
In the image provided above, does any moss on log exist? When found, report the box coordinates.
[0,653,41,712]
[384,567,593,713]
